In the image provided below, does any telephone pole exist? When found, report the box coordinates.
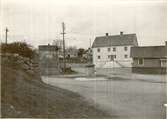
[61,22,66,72]
[5,27,9,44]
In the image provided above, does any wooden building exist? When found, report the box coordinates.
[131,42,167,74]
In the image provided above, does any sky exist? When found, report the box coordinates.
[1,0,167,48]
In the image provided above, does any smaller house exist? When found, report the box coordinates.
[39,44,59,60]
[82,48,93,62]
[131,41,167,74]
[38,44,60,75]
[66,47,78,58]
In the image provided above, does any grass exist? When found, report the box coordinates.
[1,55,111,118]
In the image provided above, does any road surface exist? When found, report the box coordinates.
[42,76,166,119]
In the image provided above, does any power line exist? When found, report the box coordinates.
[89,38,91,48]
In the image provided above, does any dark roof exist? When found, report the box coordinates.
[92,33,138,48]
[38,45,59,51]
[131,46,167,58]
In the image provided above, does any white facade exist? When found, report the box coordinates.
[93,46,133,68]
[39,50,58,60]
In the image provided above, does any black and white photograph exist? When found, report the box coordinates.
[1,0,167,118]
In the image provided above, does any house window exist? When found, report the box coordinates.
[97,48,100,52]
[114,55,116,59]
[98,56,101,59]
[124,54,128,58]
[138,58,144,65]
[160,60,167,67]
[124,47,128,51]
[109,55,116,61]
[113,47,116,52]
[108,48,111,52]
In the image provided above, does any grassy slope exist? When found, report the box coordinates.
[1,56,110,118]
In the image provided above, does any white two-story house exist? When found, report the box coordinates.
[92,32,138,68]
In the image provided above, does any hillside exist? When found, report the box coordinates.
[1,54,110,118]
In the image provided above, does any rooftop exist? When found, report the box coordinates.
[92,32,138,48]
[39,45,59,51]
[131,46,167,58]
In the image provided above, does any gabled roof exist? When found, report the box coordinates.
[92,33,138,48]
[39,45,59,51]
[131,46,167,58]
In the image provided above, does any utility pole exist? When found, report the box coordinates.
[5,27,9,44]
[89,38,92,63]
[61,22,66,72]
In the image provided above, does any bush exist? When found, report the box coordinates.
[1,42,35,59]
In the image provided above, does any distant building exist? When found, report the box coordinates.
[131,41,167,74]
[82,48,93,62]
[38,44,60,75]
[92,32,138,68]
[38,44,59,60]
[66,47,78,58]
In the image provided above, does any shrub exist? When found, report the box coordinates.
[1,42,35,59]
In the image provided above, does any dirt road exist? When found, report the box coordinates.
[42,76,166,119]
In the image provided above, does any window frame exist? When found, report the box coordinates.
[160,59,167,67]
[124,54,128,58]
[138,58,144,65]
[97,48,100,52]
[124,46,128,51]
[113,47,116,52]
[108,48,111,52]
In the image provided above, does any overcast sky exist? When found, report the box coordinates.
[1,0,167,48]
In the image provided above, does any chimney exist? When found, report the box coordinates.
[120,31,123,35]
[106,33,109,36]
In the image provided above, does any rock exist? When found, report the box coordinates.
[16,59,24,64]
[10,105,14,110]
[22,63,29,70]
[13,53,19,57]
[27,69,34,74]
